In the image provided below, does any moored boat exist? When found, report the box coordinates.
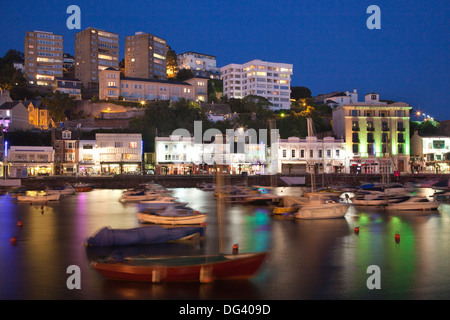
[73,182,93,192]
[294,193,350,220]
[17,193,60,202]
[384,196,441,211]
[85,225,205,247]
[45,183,77,195]
[137,204,207,225]
[91,251,267,283]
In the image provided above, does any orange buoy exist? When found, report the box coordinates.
[10,237,17,244]
[232,243,239,254]
[395,232,400,243]
[354,226,360,235]
[17,220,23,227]
[41,205,44,210]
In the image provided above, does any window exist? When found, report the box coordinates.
[282,149,287,158]
[352,144,359,154]
[115,142,123,148]
[129,142,137,148]
[351,110,358,117]
[310,150,313,158]
[336,149,340,157]
[327,150,331,158]
[368,144,374,155]
[62,131,71,139]
[318,150,322,158]
[367,132,374,143]
[300,150,305,158]
[291,149,295,158]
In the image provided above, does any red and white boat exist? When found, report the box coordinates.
[91,252,267,283]
[73,182,93,192]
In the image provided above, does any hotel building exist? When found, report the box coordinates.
[221,59,293,110]
[24,30,63,87]
[332,93,412,174]
[177,52,220,79]
[75,27,120,90]
[125,32,168,80]
[98,68,208,102]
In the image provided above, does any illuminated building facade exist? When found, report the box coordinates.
[24,100,55,129]
[125,32,168,80]
[7,146,54,177]
[99,68,207,102]
[411,131,450,173]
[177,52,220,79]
[53,77,82,100]
[278,136,347,174]
[75,27,120,90]
[333,93,412,174]
[221,59,293,110]
[25,30,63,87]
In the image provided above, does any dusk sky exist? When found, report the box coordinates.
[1,0,448,120]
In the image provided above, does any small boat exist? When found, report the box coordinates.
[73,182,93,192]
[91,251,267,283]
[119,191,168,203]
[197,182,216,191]
[434,190,450,203]
[85,225,205,247]
[45,183,77,195]
[272,196,308,216]
[352,192,389,206]
[294,193,350,220]
[17,193,60,202]
[385,196,441,211]
[139,197,188,210]
[137,204,207,225]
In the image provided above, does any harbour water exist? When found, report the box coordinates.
[0,187,449,301]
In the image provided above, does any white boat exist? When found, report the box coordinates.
[385,196,441,211]
[294,193,350,220]
[137,204,207,225]
[384,183,408,195]
[352,192,389,206]
[17,193,60,202]
[139,196,187,210]
[434,190,450,203]
[197,183,216,191]
[45,184,77,195]
[119,190,167,202]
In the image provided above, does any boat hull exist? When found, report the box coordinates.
[295,204,349,219]
[137,212,207,225]
[17,194,60,202]
[91,252,267,283]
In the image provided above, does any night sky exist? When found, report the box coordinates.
[1,0,448,120]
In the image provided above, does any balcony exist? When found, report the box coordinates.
[382,126,390,131]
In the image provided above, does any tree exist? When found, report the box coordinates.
[42,91,75,123]
[291,86,312,100]
[176,68,194,82]
[166,47,178,79]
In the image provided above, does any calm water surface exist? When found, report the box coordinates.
[0,187,449,300]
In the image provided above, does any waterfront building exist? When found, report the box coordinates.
[0,98,31,132]
[24,30,64,87]
[125,32,168,80]
[220,59,293,110]
[23,100,54,129]
[332,93,412,174]
[7,146,54,177]
[98,67,207,102]
[95,133,143,174]
[52,128,82,175]
[155,132,267,175]
[53,77,82,100]
[278,136,347,174]
[75,27,120,90]
[411,130,450,173]
[177,52,221,79]
[0,134,4,177]
[78,139,98,175]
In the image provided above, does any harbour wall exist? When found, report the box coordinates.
[16,173,449,190]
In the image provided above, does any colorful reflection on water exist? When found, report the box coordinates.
[0,187,449,299]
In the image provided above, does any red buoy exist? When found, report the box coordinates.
[354,226,360,235]
[17,220,23,227]
[10,237,17,244]
[232,243,239,254]
[395,232,400,243]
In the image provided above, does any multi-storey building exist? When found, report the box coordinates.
[411,130,450,173]
[24,30,63,87]
[177,52,220,79]
[125,32,168,80]
[221,59,293,110]
[23,100,54,129]
[7,146,54,177]
[332,93,412,174]
[52,128,82,175]
[98,67,207,102]
[278,136,347,174]
[75,27,120,90]
[96,133,142,174]
[53,77,82,100]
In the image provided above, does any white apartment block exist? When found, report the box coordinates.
[7,146,55,177]
[177,52,220,79]
[221,59,293,110]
